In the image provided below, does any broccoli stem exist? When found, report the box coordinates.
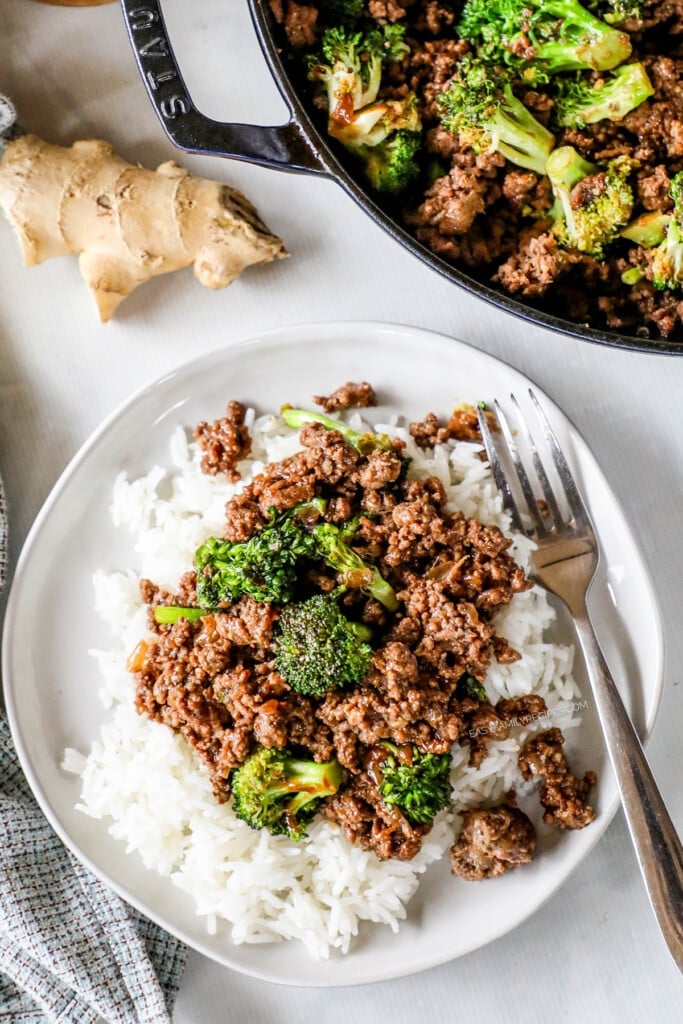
[286,757,344,794]
[438,58,555,175]
[621,211,670,248]
[490,85,557,174]
[360,569,399,612]
[554,63,654,128]
[153,605,205,624]
[260,759,343,810]
[312,521,399,611]
[282,406,352,435]
[621,266,645,285]
[349,621,373,642]
[547,144,597,195]
[282,406,393,453]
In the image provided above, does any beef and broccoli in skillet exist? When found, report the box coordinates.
[270,0,683,342]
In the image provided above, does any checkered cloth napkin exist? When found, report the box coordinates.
[0,94,15,139]
[0,715,186,1024]
[0,314,186,1020]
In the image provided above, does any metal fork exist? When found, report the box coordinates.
[477,391,683,972]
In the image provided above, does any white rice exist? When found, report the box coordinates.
[63,407,583,959]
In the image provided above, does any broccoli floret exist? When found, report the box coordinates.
[376,742,452,825]
[554,63,653,128]
[375,22,411,64]
[275,593,373,697]
[650,173,683,290]
[546,145,636,256]
[438,56,555,174]
[193,495,397,612]
[359,129,422,195]
[308,25,420,194]
[458,0,632,79]
[595,0,642,24]
[458,674,489,702]
[282,405,394,453]
[194,501,325,608]
[231,746,344,840]
[312,521,398,611]
[328,90,422,195]
[309,24,408,129]
[318,0,365,26]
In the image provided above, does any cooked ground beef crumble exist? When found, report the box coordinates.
[313,380,377,411]
[270,0,683,342]
[450,800,537,880]
[194,400,252,482]
[131,389,596,871]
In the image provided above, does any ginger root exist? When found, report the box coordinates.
[0,135,287,322]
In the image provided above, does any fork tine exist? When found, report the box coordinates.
[528,390,592,531]
[476,405,525,534]
[494,399,549,537]
[509,393,564,527]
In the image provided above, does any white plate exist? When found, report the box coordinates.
[1,322,664,987]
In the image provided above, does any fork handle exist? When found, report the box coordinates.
[574,608,683,972]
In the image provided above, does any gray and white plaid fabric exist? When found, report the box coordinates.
[0,478,187,1020]
[0,93,19,153]
[0,95,16,139]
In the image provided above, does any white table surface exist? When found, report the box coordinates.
[1,1,682,1020]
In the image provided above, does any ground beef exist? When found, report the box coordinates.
[367,0,413,24]
[318,640,470,762]
[449,803,537,880]
[637,164,673,210]
[133,390,594,869]
[406,37,468,123]
[410,166,498,237]
[409,403,494,448]
[223,420,361,525]
[519,728,597,829]
[223,493,266,543]
[139,573,197,611]
[408,411,444,448]
[494,227,577,298]
[194,401,251,482]
[313,380,377,412]
[502,169,553,213]
[322,771,431,860]
[462,703,511,767]
[271,0,318,49]
[446,405,489,442]
[401,579,498,680]
[497,694,548,726]
[358,448,404,490]
[461,693,548,767]
[412,0,458,35]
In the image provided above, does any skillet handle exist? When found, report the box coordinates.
[119,0,326,174]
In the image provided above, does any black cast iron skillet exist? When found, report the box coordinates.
[119,0,681,355]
